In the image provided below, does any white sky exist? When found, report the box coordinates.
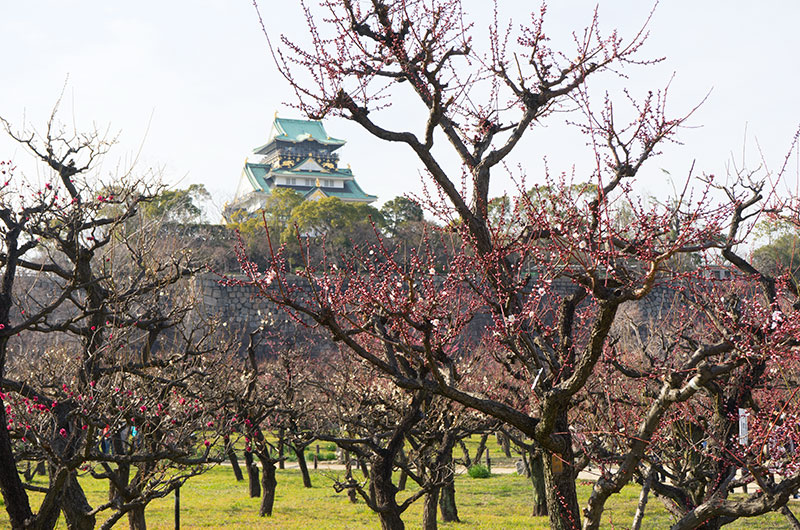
[1,1,798,221]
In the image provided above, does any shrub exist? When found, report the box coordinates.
[468,465,490,479]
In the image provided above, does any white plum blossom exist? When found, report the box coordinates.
[771,310,784,330]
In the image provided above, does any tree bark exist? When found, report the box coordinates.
[23,462,34,483]
[474,433,489,467]
[370,452,405,530]
[108,463,130,503]
[32,480,64,530]
[109,434,131,504]
[438,447,459,523]
[631,470,654,530]
[497,432,511,458]
[0,389,34,529]
[59,471,96,530]
[0,269,33,529]
[295,447,312,488]
[359,457,370,479]
[259,458,277,517]
[397,469,408,492]
[244,452,260,498]
[228,449,244,482]
[396,449,408,492]
[439,479,459,523]
[529,450,548,517]
[19,466,67,530]
[128,505,146,530]
[542,413,580,530]
[277,429,285,470]
[422,488,440,530]
[344,451,358,504]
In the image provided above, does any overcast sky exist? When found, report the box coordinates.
[1,1,798,220]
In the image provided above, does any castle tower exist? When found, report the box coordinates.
[223,116,377,221]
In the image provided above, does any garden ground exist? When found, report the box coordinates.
[1,465,793,529]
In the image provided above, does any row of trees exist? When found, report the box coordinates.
[0,109,251,529]
[237,1,800,529]
[0,109,491,529]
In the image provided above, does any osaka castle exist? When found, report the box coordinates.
[223,116,377,221]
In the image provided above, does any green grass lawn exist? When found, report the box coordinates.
[1,466,792,529]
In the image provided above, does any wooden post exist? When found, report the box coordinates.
[486,449,491,473]
[174,485,180,530]
[313,453,318,470]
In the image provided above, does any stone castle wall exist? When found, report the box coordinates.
[11,271,696,339]
[193,273,687,340]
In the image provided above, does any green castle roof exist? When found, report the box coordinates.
[272,118,345,146]
[243,162,377,203]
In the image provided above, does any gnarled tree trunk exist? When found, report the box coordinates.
[109,432,131,504]
[422,487,440,530]
[128,505,146,530]
[295,447,312,488]
[244,451,260,498]
[439,480,458,523]
[433,436,458,523]
[0,414,34,529]
[542,412,580,530]
[497,432,512,458]
[344,450,358,504]
[631,469,654,530]
[258,457,277,517]
[277,429,285,470]
[369,452,405,530]
[529,450,548,517]
[60,471,96,530]
[438,447,459,523]
[228,449,244,482]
